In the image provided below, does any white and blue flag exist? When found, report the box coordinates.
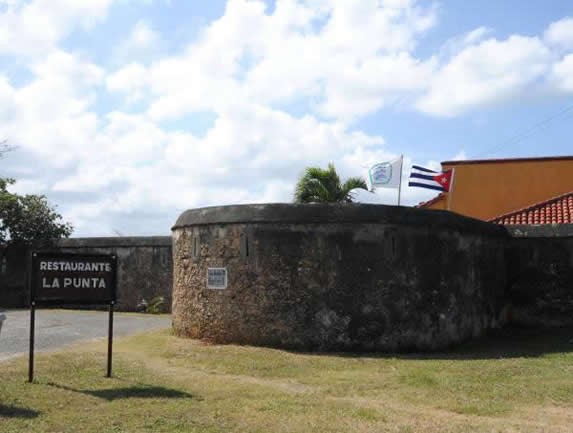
[368,157,402,189]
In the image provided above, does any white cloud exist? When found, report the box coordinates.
[439,27,492,58]
[0,0,20,7]
[417,35,552,116]
[415,16,573,116]
[551,54,573,91]
[8,178,48,195]
[128,20,159,49]
[450,150,467,161]
[49,100,387,234]
[0,76,16,122]
[146,0,265,119]
[544,17,573,49]
[113,20,161,64]
[0,0,114,56]
[140,1,573,124]
[4,1,573,236]
[106,62,149,102]
[319,53,435,120]
[0,50,103,165]
[145,0,438,122]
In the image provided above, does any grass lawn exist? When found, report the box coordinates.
[1,327,573,433]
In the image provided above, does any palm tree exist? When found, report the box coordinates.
[294,163,368,203]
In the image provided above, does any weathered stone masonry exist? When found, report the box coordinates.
[172,204,508,352]
[506,224,573,327]
[3,206,570,351]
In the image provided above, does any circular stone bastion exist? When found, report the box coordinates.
[172,203,508,352]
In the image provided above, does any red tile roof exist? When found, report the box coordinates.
[416,193,446,208]
[489,191,573,225]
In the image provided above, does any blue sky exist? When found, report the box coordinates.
[0,0,572,236]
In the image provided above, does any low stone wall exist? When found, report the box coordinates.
[506,224,573,327]
[172,203,508,352]
[0,244,28,308]
[0,237,173,312]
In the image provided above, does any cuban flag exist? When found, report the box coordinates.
[408,165,453,192]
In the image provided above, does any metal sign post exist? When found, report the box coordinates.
[107,301,114,378]
[28,252,117,383]
[28,302,35,383]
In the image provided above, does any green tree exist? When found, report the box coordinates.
[294,163,368,203]
[0,178,73,246]
[0,140,16,158]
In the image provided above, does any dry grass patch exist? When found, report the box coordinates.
[1,327,573,432]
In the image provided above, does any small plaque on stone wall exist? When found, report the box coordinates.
[207,267,227,289]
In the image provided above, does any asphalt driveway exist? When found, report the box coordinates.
[0,309,171,361]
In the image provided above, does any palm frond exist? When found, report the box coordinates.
[341,177,368,202]
[294,163,367,204]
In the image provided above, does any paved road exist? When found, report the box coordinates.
[0,309,171,361]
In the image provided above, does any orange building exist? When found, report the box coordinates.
[418,156,573,222]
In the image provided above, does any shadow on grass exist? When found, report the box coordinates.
[0,404,40,419]
[286,326,573,360]
[86,385,193,401]
[385,326,573,360]
[428,326,573,360]
[47,383,193,401]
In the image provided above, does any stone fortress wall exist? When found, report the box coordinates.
[505,224,573,327]
[171,204,510,351]
[2,204,571,352]
[0,236,173,312]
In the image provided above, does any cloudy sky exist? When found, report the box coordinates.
[1,0,572,236]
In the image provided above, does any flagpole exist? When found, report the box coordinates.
[397,155,403,206]
[447,168,456,211]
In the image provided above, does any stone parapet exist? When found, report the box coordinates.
[172,203,508,352]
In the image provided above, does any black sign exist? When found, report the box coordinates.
[30,252,117,305]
